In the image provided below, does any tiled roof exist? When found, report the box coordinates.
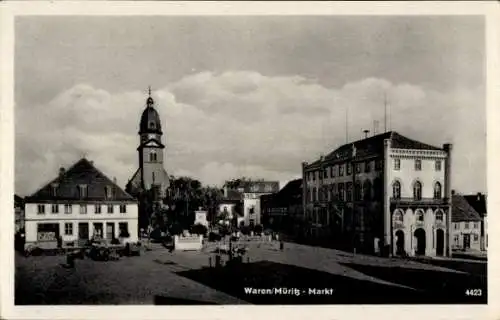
[463,194,487,217]
[307,131,442,168]
[452,194,482,222]
[14,195,24,207]
[261,179,302,207]
[239,181,280,194]
[26,158,135,202]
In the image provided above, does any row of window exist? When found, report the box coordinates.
[308,179,383,202]
[307,159,443,181]
[308,179,443,202]
[392,181,442,200]
[37,204,127,215]
[393,210,443,223]
[307,160,383,181]
[61,222,129,236]
[453,222,479,230]
[393,159,442,171]
[50,184,115,199]
[453,234,479,244]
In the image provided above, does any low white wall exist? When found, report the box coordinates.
[174,235,203,251]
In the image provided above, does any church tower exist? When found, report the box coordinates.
[127,88,170,201]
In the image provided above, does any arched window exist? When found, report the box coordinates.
[149,151,157,162]
[416,209,424,222]
[392,181,401,199]
[394,210,404,223]
[149,121,156,129]
[413,181,422,200]
[435,210,444,222]
[363,180,372,201]
[434,182,442,199]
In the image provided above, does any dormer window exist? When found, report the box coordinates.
[51,184,58,197]
[78,184,88,199]
[105,186,113,200]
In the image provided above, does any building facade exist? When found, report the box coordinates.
[453,193,484,251]
[24,158,139,249]
[223,181,280,227]
[126,90,170,229]
[261,179,303,232]
[302,131,452,257]
[463,192,487,251]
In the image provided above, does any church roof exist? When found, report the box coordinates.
[306,131,443,169]
[26,158,135,202]
[139,96,162,135]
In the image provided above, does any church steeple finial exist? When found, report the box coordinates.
[146,86,154,107]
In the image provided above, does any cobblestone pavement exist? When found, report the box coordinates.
[16,241,481,305]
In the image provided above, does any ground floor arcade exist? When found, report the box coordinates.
[391,206,450,257]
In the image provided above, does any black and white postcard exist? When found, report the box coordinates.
[1,2,498,320]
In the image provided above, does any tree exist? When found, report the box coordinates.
[163,176,223,230]
[191,224,208,236]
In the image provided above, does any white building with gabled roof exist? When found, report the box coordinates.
[24,158,138,249]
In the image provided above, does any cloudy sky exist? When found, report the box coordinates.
[15,15,485,196]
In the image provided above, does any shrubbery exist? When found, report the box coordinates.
[191,223,208,235]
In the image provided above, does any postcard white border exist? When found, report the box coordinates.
[1,1,499,320]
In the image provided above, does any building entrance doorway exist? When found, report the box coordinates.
[414,228,426,256]
[463,234,471,250]
[395,230,405,256]
[436,229,445,256]
[78,223,89,240]
[106,222,115,240]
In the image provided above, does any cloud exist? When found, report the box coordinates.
[15,71,485,196]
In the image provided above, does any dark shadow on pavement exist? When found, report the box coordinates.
[412,257,487,275]
[176,260,428,304]
[451,252,487,261]
[340,262,487,304]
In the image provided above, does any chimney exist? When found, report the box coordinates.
[113,177,117,184]
[59,167,66,177]
[477,192,482,201]
[363,129,370,139]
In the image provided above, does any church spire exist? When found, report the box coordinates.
[146,86,154,107]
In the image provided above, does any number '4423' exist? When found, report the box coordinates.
[465,289,482,296]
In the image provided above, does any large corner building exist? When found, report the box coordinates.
[302,131,452,257]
